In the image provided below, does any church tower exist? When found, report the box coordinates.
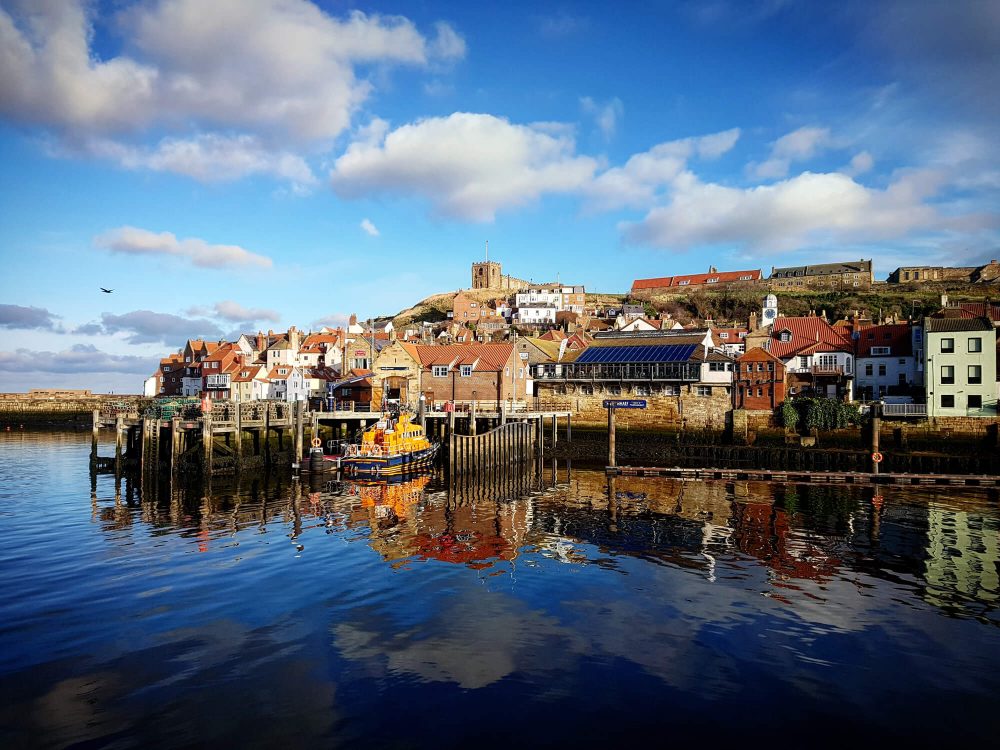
[471,241,501,289]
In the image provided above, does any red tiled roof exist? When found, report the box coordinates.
[232,365,265,382]
[738,347,784,364]
[766,317,853,359]
[672,269,761,286]
[631,276,673,290]
[413,343,514,371]
[943,303,1000,322]
[855,323,913,357]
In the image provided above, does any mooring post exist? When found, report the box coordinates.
[115,415,125,471]
[871,402,881,475]
[140,418,149,474]
[202,415,213,473]
[551,414,557,447]
[418,396,426,431]
[500,403,508,425]
[470,400,477,436]
[567,414,572,443]
[234,403,243,464]
[536,416,544,467]
[294,401,304,462]
[608,406,617,468]
[448,408,456,440]
[170,416,181,474]
[448,429,456,483]
[91,409,100,464]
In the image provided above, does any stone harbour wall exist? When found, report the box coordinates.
[536,382,733,429]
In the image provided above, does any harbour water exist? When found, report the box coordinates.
[1,431,999,747]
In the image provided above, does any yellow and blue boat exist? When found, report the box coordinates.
[341,412,440,477]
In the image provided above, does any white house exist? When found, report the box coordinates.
[854,323,920,400]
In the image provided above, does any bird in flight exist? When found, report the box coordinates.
[100,287,113,293]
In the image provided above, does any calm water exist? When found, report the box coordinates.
[1,431,999,748]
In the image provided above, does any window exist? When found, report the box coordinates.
[898,359,906,365]
[709,362,727,371]
[678,280,690,286]
[460,365,473,377]
[696,386,711,397]
[756,362,764,371]
[941,365,954,384]
[518,367,524,379]
[432,365,448,377]
[799,356,808,369]
[878,365,886,377]
[757,387,763,397]
[968,365,982,384]
[871,346,890,355]
[968,395,983,409]
[664,385,680,396]
[767,362,774,372]
[940,338,954,353]
[780,330,792,342]
[707,278,718,284]
[865,364,873,376]
[941,394,954,408]
[719,332,729,339]
[505,367,510,377]
[968,337,982,353]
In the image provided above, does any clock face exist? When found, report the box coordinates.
[764,308,776,319]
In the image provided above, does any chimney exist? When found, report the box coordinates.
[349,313,357,327]
[709,265,717,274]
[749,311,758,331]
[941,293,949,307]
[821,309,827,321]
[289,325,299,351]
[268,329,274,336]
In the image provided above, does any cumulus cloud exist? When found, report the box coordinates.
[749,126,832,179]
[621,168,946,251]
[0,304,59,330]
[312,313,351,330]
[580,96,624,140]
[584,128,741,211]
[0,0,465,180]
[0,344,158,375]
[212,300,280,323]
[330,113,598,221]
[74,310,225,345]
[360,218,380,237]
[79,134,317,188]
[94,226,272,269]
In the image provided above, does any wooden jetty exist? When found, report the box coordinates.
[90,399,572,476]
[606,465,1000,487]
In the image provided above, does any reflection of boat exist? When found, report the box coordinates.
[341,412,440,477]
[356,474,431,520]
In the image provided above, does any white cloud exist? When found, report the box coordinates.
[0,0,466,179]
[213,301,280,323]
[580,96,624,140]
[79,134,317,188]
[94,226,273,269]
[621,168,946,251]
[584,128,740,211]
[749,126,832,179]
[330,112,598,221]
[843,151,874,177]
[360,218,380,237]
[0,304,60,330]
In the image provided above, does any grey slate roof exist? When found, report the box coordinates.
[924,316,994,333]
[771,260,872,278]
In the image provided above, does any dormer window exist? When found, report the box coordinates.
[279,368,287,375]
[460,365,473,377]
[778,330,792,343]
[719,332,729,339]
[433,365,448,377]
[707,278,718,283]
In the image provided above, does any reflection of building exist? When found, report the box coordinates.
[924,507,1000,610]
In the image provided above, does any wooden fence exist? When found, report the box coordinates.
[448,420,540,480]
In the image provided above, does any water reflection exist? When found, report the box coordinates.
[82,457,1000,623]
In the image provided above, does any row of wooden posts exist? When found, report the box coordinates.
[91,402,572,477]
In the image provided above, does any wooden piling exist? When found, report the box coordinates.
[608,407,616,468]
[551,414,557,447]
[91,409,100,464]
[115,415,125,471]
[470,400,477,436]
[170,417,181,475]
[202,415,213,473]
[871,402,881,475]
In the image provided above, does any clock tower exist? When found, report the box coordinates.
[761,294,778,327]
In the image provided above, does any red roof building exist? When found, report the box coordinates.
[736,347,786,410]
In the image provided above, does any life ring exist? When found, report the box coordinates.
[871,451,883,463]
[311,437,322,448]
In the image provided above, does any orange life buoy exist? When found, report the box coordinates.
[872,452,883,463]
[311,437,322,448]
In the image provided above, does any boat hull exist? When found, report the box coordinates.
[342,443,440,477]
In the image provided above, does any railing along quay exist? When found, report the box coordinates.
[606,465,1000,487]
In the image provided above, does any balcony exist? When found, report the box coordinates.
[534,362,701,382]
[881,403,927,418]
[787,365,849,376]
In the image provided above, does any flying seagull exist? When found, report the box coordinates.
[100,287,113,293]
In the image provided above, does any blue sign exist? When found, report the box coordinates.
[603,399,647,409]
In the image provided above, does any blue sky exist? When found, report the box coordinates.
[1,0,998,392]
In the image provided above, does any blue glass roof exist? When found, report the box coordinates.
[576,344,698,364]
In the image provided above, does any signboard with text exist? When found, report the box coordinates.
[603,399,647,409]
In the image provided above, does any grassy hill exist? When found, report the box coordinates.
[390,282,990,330]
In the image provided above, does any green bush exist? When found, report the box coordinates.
[785,397,863,431]
[779,400,799,429]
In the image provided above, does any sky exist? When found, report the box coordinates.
[0,0,998,393]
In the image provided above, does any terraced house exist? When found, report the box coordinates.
[924,317,997,417]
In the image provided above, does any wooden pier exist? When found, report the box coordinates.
[90,400,572,476]
[606,465,1000,487]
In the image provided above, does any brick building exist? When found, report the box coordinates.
[414,343,522,407]
[735,348,786,409]
[769,259,874,290]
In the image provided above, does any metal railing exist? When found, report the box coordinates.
[534,362,700,381]
[881,403,927,417]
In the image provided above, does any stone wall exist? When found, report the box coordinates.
[0,394,145,425]
[536,382,732,429]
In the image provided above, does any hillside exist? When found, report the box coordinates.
[389,283,988,331]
